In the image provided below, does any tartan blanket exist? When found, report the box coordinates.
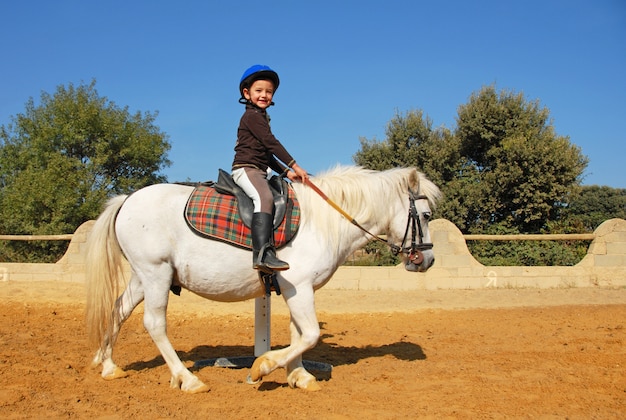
[184,184,300,250]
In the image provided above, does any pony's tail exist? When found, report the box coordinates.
[85,195,128,350]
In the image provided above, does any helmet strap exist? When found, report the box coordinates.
[238,97,275,107]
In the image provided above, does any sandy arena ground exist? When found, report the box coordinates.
[0,280,625,418]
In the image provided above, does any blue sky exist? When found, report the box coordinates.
[1,0,624,188]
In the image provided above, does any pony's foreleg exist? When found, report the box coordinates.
[92,275,144,380]
[250,287,321,391]
[285,320,321,391]
[141,278,209,394]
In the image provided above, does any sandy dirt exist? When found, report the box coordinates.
[0,280,625,418]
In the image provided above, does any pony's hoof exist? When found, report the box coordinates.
[288,367,322,391]
[250,356,277,382]
[171,374,210,393]
[103,366,128,380]
[302,380,321,392]
[184,382,210,394]
[289,376,321,391]
[246,374,261,385]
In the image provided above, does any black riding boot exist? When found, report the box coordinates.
[251,212,290,272]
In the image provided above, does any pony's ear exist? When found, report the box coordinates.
[408,168,420,192]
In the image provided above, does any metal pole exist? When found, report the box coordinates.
[254,295,271,356]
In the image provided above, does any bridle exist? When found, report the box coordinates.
[304,179,432,265]
[388,192,433,265]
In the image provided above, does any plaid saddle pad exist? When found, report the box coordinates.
[184,184,300,250]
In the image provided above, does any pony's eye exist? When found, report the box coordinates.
[423,212,432,220]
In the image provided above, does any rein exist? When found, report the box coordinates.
[304,178,432,263]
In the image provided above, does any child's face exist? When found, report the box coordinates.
[243,79,275,109]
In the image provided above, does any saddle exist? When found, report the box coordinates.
[213,169,287,230]
[184,170,300,250]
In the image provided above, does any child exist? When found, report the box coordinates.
[232,64,309,272]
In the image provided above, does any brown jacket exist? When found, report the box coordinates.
[232,104,295,174]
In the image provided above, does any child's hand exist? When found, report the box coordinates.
[288,163,309,183]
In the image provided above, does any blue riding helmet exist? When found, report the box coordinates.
[239,65,280,99]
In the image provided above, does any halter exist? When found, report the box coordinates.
[304,179,432,264]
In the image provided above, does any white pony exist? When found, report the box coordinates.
[85,166,441,393]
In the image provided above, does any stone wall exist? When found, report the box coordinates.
[1,219,625,290]
[0,221,94,283]
[331,218,626,290]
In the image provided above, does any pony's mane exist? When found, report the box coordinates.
[292,165,441,250]
[310,165,441,206]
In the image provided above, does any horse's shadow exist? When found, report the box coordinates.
[123,322,426,387]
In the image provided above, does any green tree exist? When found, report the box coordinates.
[0,80,171,262]
[454,85,588,233]
[561,185,626,232]
[354,109,460,188]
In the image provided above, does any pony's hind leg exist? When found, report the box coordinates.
[92,274,145,380]
[139,267,209,393]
